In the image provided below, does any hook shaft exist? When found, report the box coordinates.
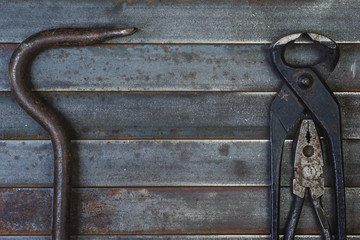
[9,27,136,240]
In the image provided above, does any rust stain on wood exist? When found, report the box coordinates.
[0,187,359,235]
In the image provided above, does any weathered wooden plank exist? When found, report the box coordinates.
[0,140,268,187]
[1,140,359,187]
[0,92,359,140]
[1,0,360,43]
[0,187,358,235]
[0,44,359,92]
[0,236,359,240]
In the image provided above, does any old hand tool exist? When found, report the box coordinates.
[286,119,330,239]
[9,27,137,240]
[270,33,346,239]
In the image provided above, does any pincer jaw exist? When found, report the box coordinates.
[271,32,336,49]
[271,32,339,76]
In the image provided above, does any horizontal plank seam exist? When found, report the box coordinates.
[0,186,271,190]
[6,185,360,188]
[2,186,359,190]
[0,139,272,142]
[2,234,359,237]
[2,139,360,143]
[1,137,359,141]
[0,235,357,237]
[3,41,360,45]
[1,91,360,94]
[0,185,273,188]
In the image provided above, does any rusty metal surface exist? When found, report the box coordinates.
[287,120,330,240]
[2,0,360,43]
[293,120,324,199]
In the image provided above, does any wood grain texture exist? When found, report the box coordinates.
[0,44,359,92]
[0,187,359,235]
[1,236,360,239]
[1,140,359,187]
[1,0,360,238]
[0,92,359,140]
[1,0,360,43]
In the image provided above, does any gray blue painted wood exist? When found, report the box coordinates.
[1,0,360,43]
[1,0,360,238]
[0,44,359,92]
[0,92,359,140]
[0,188,359,234]
[0,140,359,187]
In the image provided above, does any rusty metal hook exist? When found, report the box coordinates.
[9,27,137,240]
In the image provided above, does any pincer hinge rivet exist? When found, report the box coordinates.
[303,145,315,157]
[298,74,313,89]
